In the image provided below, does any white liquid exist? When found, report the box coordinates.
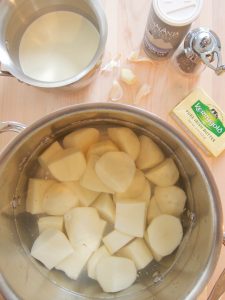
[19,11,100,82]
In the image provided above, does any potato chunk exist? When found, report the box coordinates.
[64,207,106,251]
[115,201,147,237]
[31,229,74,270]
[136,135,165,169]
[87,140,119,157]
[42,182,79,215]
[87,246,110,280]
[145,158,179,186]
[144,231,163,262]
[107,127,140,160]
[95,152,136,193]
[38,141,63,169]
[147,196,162,224]
[56,245,93,280]
[38,216,63,233]
[65,181,100,206]
[80,154,113,193]
[103,230,134,254]
[92,193,116,224]
[26,179,55,214]
[115,169,146,199]
[147,215,183,256]
[63,128,100,152]
[96,256,137,293]
[117,238,153,270]
[154,186,186,217]
[47,148,86,182]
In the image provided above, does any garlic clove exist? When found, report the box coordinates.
[121,68,137,85]
[109,80,123,101]
[134,83,151,104]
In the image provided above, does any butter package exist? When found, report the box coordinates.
[171,88,225,157]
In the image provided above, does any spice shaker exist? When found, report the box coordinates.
[173,27,225,76]
[143,0,203,61]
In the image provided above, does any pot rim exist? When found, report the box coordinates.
[0,102,223,299]
[0,0,108,88]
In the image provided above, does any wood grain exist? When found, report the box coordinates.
[0,0,225,299]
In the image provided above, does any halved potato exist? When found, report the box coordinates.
[95,152,136,193]
[145,158,179,186]
[31,229,74,270]
[38,216,63,233]
[92,193,116,224]
[147,215,183,256]
[63,128,100,152]
[107,127,140,160]
[87,246,110,280]
[115,169,146,199]
[136,135,164,169]
[103,230,134,254]
[80,154,113,193]
[87,140,119,157]
[65,181,100,207]
[96,256,137,293]
[147,196,161,224]
[47,148,86,182]
[26,179,56,214]
[144,231,163,262]
[38,141,63,169]
[154,186,186,217]
[117,238,153,270]
[42,182,79,215]
[64,207,106,251]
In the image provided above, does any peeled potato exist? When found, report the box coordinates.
[145,158,179,187]
[117,238,153,270]
[42,182,79,215]
[64,207,106,251]
[147,196,161,223]
[115,201,147,237]
[115,169,146,199]
[65,181,100,207]
[114,179,151,204]
[31,229,74,270]
[147,215,183,256]
[92,193,116,224]
[63,128,100,152]
[87,246,110,279]
[47,148,86,182]
[144,231,163,262]
[96,256,137,293]
[38,216,63,233]
[87,140,119,157]
[154,186,186,217]
[56,245,93,280]
[80,154,113,193]
[38,141,63,169]
[26,179,56,214]
[95,152,136,193]
[107,127,140,160]
[103,230,134,254]
[136,135,165,169]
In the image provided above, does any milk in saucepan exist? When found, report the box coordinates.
[19,11,100,82]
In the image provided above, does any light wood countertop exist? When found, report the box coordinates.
[0,0,224,299]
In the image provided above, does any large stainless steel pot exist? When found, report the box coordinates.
[0,0,107,89]
[0,103,223,300]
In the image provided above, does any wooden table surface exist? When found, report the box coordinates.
[0,0,224,299]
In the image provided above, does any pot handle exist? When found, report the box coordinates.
[0,63,13,77]
[0,121,26,133]
[207,233,225,300]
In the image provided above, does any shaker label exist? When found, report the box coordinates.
[191,100,225,137]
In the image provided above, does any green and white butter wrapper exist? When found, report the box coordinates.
[171,88,225,157]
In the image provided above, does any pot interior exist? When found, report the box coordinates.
[0,106,222,300]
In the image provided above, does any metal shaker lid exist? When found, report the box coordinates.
[183,27,225,75]
[153,0,203,27]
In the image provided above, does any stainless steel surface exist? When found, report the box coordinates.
[175,27,225,75]
[0,103,223,300]
[0,0,107,88]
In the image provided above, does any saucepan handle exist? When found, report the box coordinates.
[207,233,225,300]
[0,121,26,134]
